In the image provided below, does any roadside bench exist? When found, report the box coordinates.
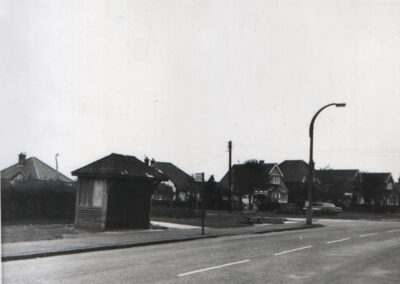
[242,210,263,224]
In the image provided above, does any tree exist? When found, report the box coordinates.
[232,160,269,209]
[317,168,346,205]
[204,175,221,210]
[153,182,175,207]
[360,174,385,208]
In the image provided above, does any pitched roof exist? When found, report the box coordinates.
[316,169,360,181]
[151,162,195,190]
[278,160,309,183]
[1,157,73,182]
[219,163,278,189]
[71,153,167,180]
[361,172,393,183]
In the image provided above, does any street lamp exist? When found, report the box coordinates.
[306,103,346,225]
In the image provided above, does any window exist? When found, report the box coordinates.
[79,180,92,207]
[280,194,288,203]
[79,187,88,206]
[79,179,106,207]
[92,179,106,207]
[272,192,280,201]
[271,175,280,185]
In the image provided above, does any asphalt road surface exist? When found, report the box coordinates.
[3,219,400,283]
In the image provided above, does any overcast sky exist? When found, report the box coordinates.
[1,0,400,181]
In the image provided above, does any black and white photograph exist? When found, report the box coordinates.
[1,0,400,283]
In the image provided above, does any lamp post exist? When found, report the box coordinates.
[306,103,346,225]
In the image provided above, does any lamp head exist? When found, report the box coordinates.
[335,103,346,107]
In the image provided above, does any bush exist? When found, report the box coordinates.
[1,180,76,222]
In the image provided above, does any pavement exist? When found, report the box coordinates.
[1,220,319,262]
[3,219,400,283]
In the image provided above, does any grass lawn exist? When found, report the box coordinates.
[151,210,286,228]
[2,222,77,243]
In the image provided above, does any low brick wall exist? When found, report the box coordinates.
[76,207,105,230]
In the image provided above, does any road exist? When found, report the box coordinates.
[3,219,400,283]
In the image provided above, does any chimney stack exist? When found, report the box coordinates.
[18,153,26,164]
[150,158,155,166]
[144,157,150,166]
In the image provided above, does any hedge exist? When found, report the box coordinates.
[1,180,76,222]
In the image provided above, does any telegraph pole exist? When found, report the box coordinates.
[228,141,232,213]
[201,172,205,235]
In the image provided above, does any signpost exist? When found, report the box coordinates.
[194,172,205,235]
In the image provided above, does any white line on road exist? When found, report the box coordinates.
[177,260,251,277]
[326,238,351,244]
[273,246,313,256]
[387,229,400,233]
[359,233,379,238]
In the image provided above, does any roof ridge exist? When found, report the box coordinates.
[71,153,167,181]
[152,162,193,179]
[30,157,73,181]
[31,157,40,179]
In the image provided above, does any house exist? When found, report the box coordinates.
[315,169,360,207]
[395,182,400,206]
[278,160,309,184]
[1,153,73,183]
[359,172,399,207]
[150,160,196,202]
[71,153,167,230]
[278,160,309,205]
[219,161,288,207]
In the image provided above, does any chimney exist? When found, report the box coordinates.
[150,158,156,166]
[144,157,150,166]
[259,160,264,164]
[18,153,26,164]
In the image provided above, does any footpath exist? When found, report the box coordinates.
[2,221,322,262]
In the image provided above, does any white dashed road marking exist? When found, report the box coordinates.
[273,246,313,256]
[177,260,251,277]
[179,229,399,277]
[360,233,379,238]
[326,238,351,244]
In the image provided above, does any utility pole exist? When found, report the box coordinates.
[228,141,232,213]
[201,172,205,235]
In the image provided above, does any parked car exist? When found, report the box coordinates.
[303,202,342,215]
